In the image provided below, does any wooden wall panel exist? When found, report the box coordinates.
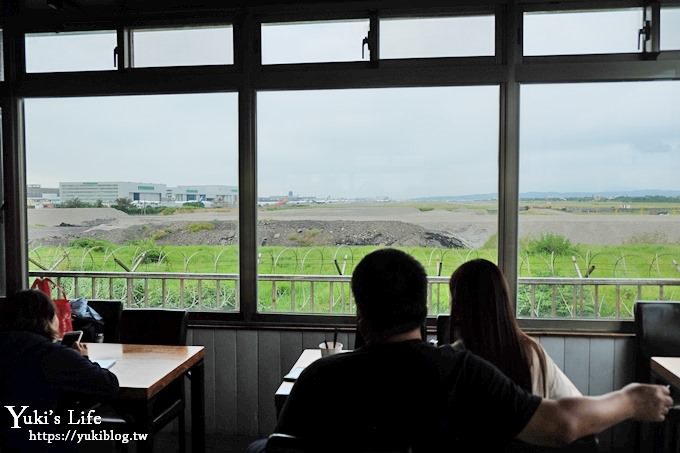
[564,337,591,395]
[188,328,638,452]
[236,330,259,436]
[538,336,566,370]
[215,329,238,435]
[590,339,616,450]
[279,330,303,377]
[258,330,281,435]
[192,329,216,433]
[612,338,637,452]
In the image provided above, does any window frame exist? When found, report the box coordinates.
[2,1,679,333]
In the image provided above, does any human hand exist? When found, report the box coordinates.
[624,383,673,422]
[72,342,89,357]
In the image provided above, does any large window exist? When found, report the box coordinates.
[25,94,239,310]
[4,4,680,325]
[257,86,499,315]
[519,81,680,319]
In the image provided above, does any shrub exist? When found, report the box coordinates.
[150,229,170,241]
[526,233,574,256]
[161,207,177,215]
[288,228,321,246]
[60,198,94,208]
[185,222,215,233]
[140,248,166,264]
[69,238,110,251]
[418,206,434,212]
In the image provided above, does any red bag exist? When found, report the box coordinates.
[30,278,73,337]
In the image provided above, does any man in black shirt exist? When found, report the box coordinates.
[269,249,672,452]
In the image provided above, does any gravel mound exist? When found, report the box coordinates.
[30,219,468,249]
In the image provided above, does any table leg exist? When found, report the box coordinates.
[191,359,206,453]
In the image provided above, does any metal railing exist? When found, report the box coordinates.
[518,277,680,319]
[28,271,680,319]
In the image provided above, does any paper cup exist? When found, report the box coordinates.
[319,341,343,357]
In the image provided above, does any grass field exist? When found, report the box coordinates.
[28,237,680,317]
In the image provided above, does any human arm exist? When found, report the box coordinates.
[517,383,673,447]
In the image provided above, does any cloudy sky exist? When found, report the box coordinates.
[23,9,680,199]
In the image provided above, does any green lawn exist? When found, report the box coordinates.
[28,239,680,317]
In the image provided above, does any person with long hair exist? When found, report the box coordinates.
[252,249,674,453]
[0,289,119,452]
[449,258,580,399]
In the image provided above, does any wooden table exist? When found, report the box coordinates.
[651,357,680,389]
[88,343,206,453]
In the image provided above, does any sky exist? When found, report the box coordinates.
[21,9,680,199]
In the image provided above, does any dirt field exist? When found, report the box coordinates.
[27,206,680,248]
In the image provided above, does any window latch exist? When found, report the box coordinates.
[638,20,651,51]
[362,28,374,59]
[113,46,118,68]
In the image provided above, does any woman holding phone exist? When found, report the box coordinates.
[0,289,119,452]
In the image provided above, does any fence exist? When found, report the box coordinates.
[28,271,680,319]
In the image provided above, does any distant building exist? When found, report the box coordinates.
[59,181,167,205]
[27,184,60,199]
[168,185,238,205]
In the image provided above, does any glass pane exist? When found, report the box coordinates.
[380,15,495,59]
[524,9,643,56]
[661,7,680,51]
[133,25,233,67]
[26,31,117,73]
[25,94,239,311]
[261,20,369,64]
[519,81,680,319]
[258,86,499,315]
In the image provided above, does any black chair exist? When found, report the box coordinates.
[120,308,188,346]
[118,309,189,452]
[87,299,123,343]
[634,301,680,383]
[436,314,451,346]
[634,301,680,453]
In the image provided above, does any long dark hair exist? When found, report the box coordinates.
[0,289,58,339]
[449,259,546,394]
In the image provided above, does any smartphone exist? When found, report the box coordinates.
[61,330,83,347]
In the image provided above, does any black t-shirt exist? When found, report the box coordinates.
[275,340,541,452]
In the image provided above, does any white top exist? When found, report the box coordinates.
[528,341,582,399]
[451,339,582,399]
